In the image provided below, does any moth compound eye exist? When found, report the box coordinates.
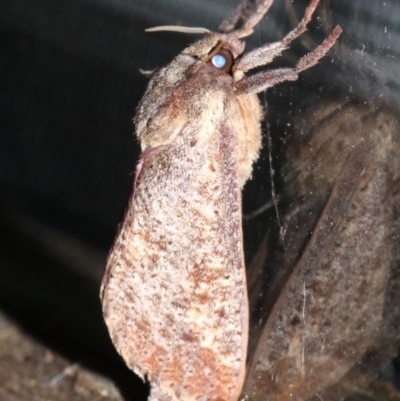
[210,50,234,73]
[212,54,227,68]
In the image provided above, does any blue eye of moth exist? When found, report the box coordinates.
[212,54,227,69]
[209,49,234,73]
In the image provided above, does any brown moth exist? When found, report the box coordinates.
[100,1,341,400]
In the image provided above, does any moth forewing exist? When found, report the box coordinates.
[100,0,341,400]
[101,34,260,401]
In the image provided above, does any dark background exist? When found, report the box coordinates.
[1,0,399,400]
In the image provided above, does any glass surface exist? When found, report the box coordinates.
[241,1,400,400]
[0,0,399,400]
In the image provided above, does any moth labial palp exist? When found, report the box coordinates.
[100,1,341,401]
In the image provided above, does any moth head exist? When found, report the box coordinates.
[144,0,272,82]
[182,33,245,77]
[145,0,341,95]
[146,26,247,83]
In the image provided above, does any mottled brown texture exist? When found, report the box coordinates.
[100,1,340,400]
[242,103,400,401]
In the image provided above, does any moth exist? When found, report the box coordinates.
[100,1,341,400]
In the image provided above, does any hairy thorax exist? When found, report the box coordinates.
[135,52,263,189]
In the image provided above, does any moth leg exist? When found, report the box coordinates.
[236,0,321,72]
[219,0,257,34]
[235,25,342,94]
[220,0,274,37]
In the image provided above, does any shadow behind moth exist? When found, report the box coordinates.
[100,1,341,400]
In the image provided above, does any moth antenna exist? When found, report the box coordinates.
[145,26,210,34]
